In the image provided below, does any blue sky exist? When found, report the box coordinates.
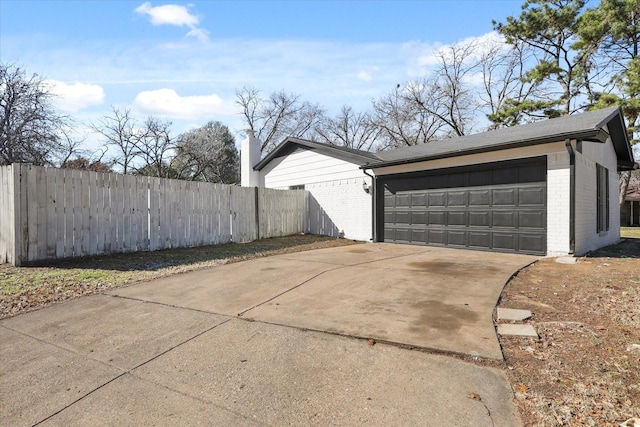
[1,0,526,151]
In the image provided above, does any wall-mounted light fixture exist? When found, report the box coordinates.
[362,180,371,194]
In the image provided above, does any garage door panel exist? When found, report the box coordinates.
[493,211,516,227]
[429,211,446,226]
[411,193,427,207]
[469,190,490,206]
[411,211,428,225]
[396,212,412,225]
[519,211,545,229]
[469,211,491,227]
[493,233,517,251]
[447,230,467,246]
[384,193,396,207]
[447,191,467,206]
[383,227,395,241]
[429,192,446,206]
[384,211,395,223]
[381,157,546,255]
[411,229,428,243]
[519,187,545,205]
[395,194,411,207]
[394,228,411,242]
[428,230,446,245]
[493,189,516,206]
[519,234,545,253]
[469,232,491,248]
[447,211,467,226]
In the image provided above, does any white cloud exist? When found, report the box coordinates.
[47,80,105,112]
[408,32,509,78]
[186,27,210,43]
[357,71,373,82]
[135,2,198,27]
[132,88,235,120]
[135,2,209,42]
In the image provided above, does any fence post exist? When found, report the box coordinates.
[13,164,24,266]
[253,187,260,240]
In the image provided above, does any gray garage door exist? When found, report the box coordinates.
[381,157,547,255]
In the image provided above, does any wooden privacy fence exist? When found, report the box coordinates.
[0,164,305,266]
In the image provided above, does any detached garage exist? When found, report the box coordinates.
[365,106,635,256]
[243,106,635,257]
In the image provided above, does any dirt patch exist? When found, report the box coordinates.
[498,237,640,426]
[0,234,359,319]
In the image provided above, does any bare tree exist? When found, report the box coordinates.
[425,41,481,137]
[236,86,325,154]
[479,41,544,128]
[0,63,73,166]
[91,106,142,174]
[136,116,175,178]
[372,84,445,149]
[370,41,482,149]
[313,105,380,151]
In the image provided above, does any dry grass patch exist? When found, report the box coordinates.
[499,238,640,426]
[0,234,359,319]
[621,227,640,239]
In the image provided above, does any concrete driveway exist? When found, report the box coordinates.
[1,243,536,426]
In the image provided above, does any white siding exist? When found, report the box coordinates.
[263,149,366,187]
[262,149,372,241]
[574,135,620,255]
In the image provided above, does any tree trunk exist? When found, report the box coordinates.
[620,170,631,207]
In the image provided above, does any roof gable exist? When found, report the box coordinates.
[255,137,380,171]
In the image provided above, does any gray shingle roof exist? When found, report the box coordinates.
[367,106,633,170]
[255,107,634,172]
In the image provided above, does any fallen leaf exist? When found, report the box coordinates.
[516,384,529,393]
[595,325,607,331]
[467,392,481,401]
[367,339,376,346]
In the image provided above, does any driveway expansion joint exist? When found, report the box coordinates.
[107,293,236,319]
[236,265,346,317]
[30,318,233,426]
[238,249,435,318]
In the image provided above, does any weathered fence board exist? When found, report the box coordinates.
[0,164,306,265]
[258,188,305,239]
[0,166,15,264]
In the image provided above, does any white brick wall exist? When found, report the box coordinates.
[261,148,373,241]
[546,151,571,255]
[305,178,372,241]
[574,139,620,255]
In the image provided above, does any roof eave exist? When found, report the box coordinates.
[255,137,378,171]
[362,129,606,170]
